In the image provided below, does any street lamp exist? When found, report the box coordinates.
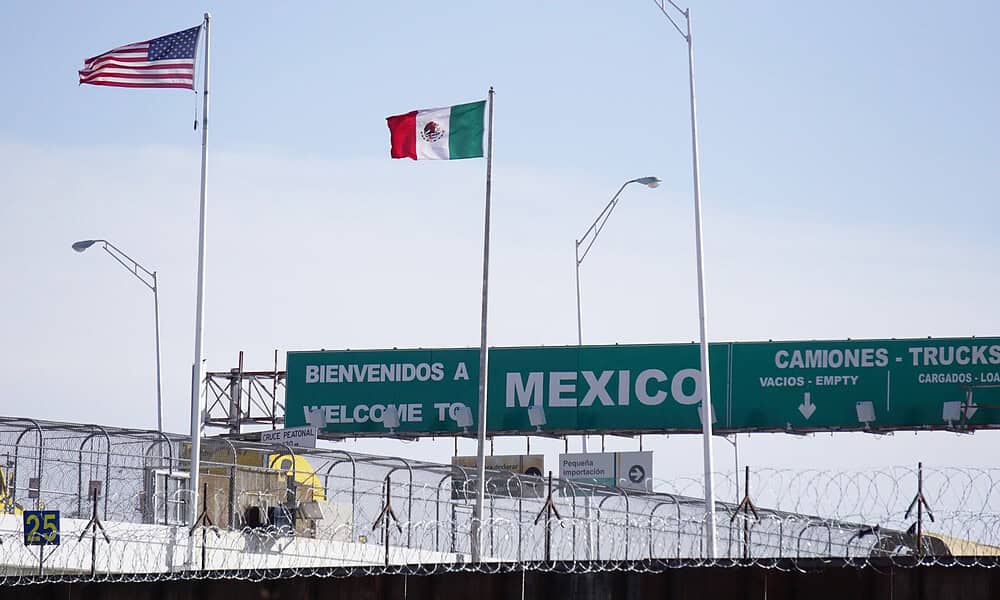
[73,239,163,434]
[574,176,659,559]
[652,0,719,557]
[575,176,662,349]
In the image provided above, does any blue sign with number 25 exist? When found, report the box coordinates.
[23,510,60,546]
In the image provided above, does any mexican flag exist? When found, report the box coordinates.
[386,100,486,160]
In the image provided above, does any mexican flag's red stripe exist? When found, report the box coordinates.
[386,110,418,159]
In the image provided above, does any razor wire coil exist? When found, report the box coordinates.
[0,417,995,586]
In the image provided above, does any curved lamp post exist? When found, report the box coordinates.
[573,176,660,559]
[73,239,163,435]
[575,176,662,349]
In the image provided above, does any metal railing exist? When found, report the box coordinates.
[0,417,995,582]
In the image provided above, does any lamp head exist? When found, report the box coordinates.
[454,405,474,428]
[634,177,662,188]
[527,405,547,428]
[382,405,401,430]
[72,240,98,253]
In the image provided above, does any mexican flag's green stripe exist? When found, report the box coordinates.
[447,101,486,159]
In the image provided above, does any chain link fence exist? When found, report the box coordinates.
[0,417,995,585]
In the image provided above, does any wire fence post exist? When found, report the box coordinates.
[534,472,562,562]
[905,461,935,558]
[78,486,110,577]
[373,474,402,567]
[188,482,219,570]
[729,465,759,560]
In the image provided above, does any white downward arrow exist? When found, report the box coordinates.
[964,391,979,420]
[799,392,816,419]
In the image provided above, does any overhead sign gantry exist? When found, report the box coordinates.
[284,337,1000,436]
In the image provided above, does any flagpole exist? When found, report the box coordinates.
[471,87,495,563]
[187,12,210,530]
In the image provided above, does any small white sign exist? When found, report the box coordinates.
[559,452,616,488]
[260,426,318,448]
[559,451,654,493]
[451,455,546,499]
[616,451,653,492]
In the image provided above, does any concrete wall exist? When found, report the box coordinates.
[4,563,999,600]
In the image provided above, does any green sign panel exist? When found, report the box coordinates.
[286,337,1000,436]
[286,348,479,435]
[487,343,728,433]
[728,338,1000,431]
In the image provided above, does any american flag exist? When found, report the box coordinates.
[79,25,202,89]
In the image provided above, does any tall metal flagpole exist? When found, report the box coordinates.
[187,12,211,529]
[683,8,718,558]
[471,87,495,563]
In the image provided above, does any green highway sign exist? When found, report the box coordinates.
[285,337,1000,436]
[286,348,479,435]
[728,338,1000,431]
[487,343,726,433]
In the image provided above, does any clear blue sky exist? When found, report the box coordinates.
[5,1,998,231]
[1,1,998,477]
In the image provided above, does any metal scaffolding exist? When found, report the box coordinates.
[204,351,286,435]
